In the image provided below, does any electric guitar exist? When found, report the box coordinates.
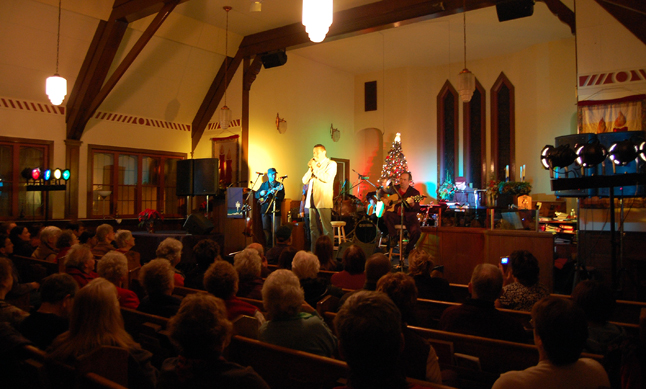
[258,183,284,205]
[382,193,426,213]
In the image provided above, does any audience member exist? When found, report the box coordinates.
[157,293,269,389]
[91,224,116,257]
[330,245,366,290]
[0,257,29,327]
[1,221,17,235]
[138,259,181,318]
[246,242,270,277]
[184,239,220,290]
[64,244,99,288]
[337,253,391,308]
[203,260,265,324]
[54,230,78,264]
[19,273,77,349]
[259,269,337,357]
[114,229,141,270]
[10,226,34,257]
[408,248,454,302]
[277,246,297,270]
[156,237,185,287]
[265,226,293,265]
[32,226,61,261]
[292,250,343,307]
[377,272,442,383]
[439,263,527,342]
[334,291,429,389]
[97,251,139,309]
[492,296,610,389]
[234,248,264,300]
[79,231,97,247]
[47,278,158,388]
[29,224,44,249]
[572,280,627,355]
[496,250,548,311]
[315,235,343,271]
[64,222,85,238]
[1,234,39,302]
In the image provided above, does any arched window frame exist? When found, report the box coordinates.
[437,81,459,186]
[490,72,516,182]
[463,79,486,188]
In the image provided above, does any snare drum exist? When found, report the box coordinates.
[352,218,378,244]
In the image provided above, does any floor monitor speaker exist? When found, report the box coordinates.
[184,213,214,235]
[496,0,535,22]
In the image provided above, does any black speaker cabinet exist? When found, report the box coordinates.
[176,159,194,196]
[261,50,288,69]
[597,131,645,198]
[184,213,214,235]
[554,133,598,198]
[193,158,219,196]
[496,0,535,22]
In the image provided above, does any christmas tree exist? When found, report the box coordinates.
[381,133,410,182]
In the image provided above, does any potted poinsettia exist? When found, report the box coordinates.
[138,209,163,233]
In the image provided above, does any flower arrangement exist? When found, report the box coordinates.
[138,209,163,232]
[437,176,456,201]
[486,178,532,197]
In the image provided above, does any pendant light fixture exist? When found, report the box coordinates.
[457,1,476,103]
[46,0,67,105]
[302,0,333,43]
[219,6,232,130]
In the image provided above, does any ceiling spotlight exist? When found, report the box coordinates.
[250,0,262,12]
[575,141,607,168]
[608,139,638,166]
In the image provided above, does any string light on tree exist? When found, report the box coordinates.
[381,133,410,182]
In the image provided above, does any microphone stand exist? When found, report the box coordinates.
[243,173,264,243]
[265,177,285,248]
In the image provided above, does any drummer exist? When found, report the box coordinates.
[366,177,389,238]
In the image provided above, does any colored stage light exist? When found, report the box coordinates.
[31,168,41,180]
[53,168,62,180]
[540,145,554,169]
[62,169,71,180]
[609,139,638,166]
[44,169,52,181]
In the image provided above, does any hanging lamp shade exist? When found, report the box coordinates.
[457,68,475,102]
[302,0,333,43]
[219,105,231,130]
[46,74,67,105]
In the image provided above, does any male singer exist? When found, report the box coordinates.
[384,171,421,258]
[302,144,337,251]
[255,168,285,248]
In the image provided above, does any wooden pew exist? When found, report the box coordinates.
[11,254,58,277]
[120,308,173,368]
[172,285,207,297]
[227,335,454,389]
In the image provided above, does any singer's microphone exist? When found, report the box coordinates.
[360,175,369,180]
[279,175,288,179]
[256,171,264,175]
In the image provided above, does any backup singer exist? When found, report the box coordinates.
[302,144,337,252]
[255,168,285,248]
[384,171,421,258]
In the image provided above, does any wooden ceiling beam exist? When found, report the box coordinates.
[191,53,244,152]
[595,0,646,45]
[110,0,190,22]
[540,0,575,34]
[238,0,499,57]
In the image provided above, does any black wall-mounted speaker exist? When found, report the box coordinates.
[192,158,219,196]
[176,159,194,196]
[554,133,598,198]
[496,0,535,22]
[261,50,288,69]
[184,213,214,235]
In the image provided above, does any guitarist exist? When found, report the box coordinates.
[384,171,422,258]
[255,168,285,248]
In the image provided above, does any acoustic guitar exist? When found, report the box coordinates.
[382,193,426,213]
[258,183,284,206]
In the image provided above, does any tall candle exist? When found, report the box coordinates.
[522,165,526,182]
[505,165,509,181]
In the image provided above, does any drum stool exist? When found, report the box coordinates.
[331,221,347,248]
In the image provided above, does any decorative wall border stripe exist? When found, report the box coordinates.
[1,97,240,132]
[579,68,646,88]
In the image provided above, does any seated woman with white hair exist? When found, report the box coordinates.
[64,244,99,288]
[114,229,141,270]
[97,251,140,309]
[157,293,269,389]
[259,269,337,357]
[137,259,182,318]
[233,248,264,300]
[32,226,62,261]
[47,278,158,388]
[291,250,343,308]
[155,238,185,287]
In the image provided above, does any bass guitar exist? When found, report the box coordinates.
[258,183,284,206]
[382,194,426,213]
